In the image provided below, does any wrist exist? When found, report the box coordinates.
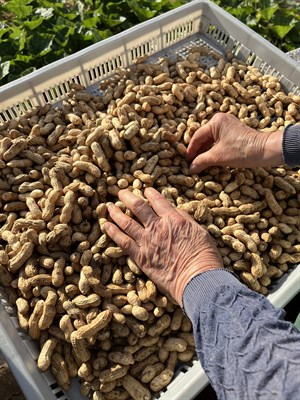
[263,130,284,166]
[176,265,220,307]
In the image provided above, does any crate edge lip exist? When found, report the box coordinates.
[1,264,299,400]
[0,0,300,99]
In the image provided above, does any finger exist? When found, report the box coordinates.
[177,208,196,223]
[144,187,177,217]
[186,123,214,162]
[118,189,158,226]
[189,147,218,174]
[104,222,139,258]
[107,202,143,240]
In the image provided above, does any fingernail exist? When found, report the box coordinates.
[106,202,113,212]
[189,164,199,174]
[104,222,110,231]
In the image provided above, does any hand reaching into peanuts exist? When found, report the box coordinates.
[187,113,284,173]
[105,188,223,306]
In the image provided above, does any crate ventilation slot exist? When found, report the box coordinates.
[42,77,82,104]
[165,20,194,46]
[0,99,31,123]
[130,39,158,61]
[88,56,122,82]
[50,382,68,399]
[206,24,229,47]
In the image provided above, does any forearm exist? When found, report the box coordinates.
[183,270,300,400]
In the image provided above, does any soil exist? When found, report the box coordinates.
[0,360,26,400]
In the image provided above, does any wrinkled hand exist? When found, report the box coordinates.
[105,188,223,306]
[187,113,284,173]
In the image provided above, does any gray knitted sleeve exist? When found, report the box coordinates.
[182,269,300,400]
[282,124,300,167]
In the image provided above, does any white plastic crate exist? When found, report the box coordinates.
[1,266,299,400]
[0,0,300,399]
[1,0,300,122]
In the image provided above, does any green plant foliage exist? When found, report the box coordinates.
[0,0,299,86]
[0,0,187,85]
[214,0,300,52]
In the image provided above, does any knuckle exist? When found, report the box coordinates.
[120,236,132,251]
[122,217,133,233]
[133,198,146,213]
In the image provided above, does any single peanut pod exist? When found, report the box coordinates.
[9,242,35,272]
[222,235,245,253]
[106,283,135,294]
[16,298,29,330]
[27,274,52,287]
[132,305,149,321]
[148,314,171,337]
[264,188,283,215]
[138,336,160,348]
[52,257,65,287]
[251,253,267,278]
[99,381,117,393]
[74,310,112,339]
[73,160,101,178]
[130,354,159,377]
[91,141,111,172]
[136,278,149,302]
[51,352,70,390]
[240,185,259,200]
[126,257,142,275]
[70,333,90,362]
[60,190,76,224]
[150,369,174,392]
[104,246,126,258]
[170,307,183,331]
[99,365,130,383]
[141,363,164,383]
[59,315,74,342]
[42,189,62,222]
[178,348,195,362]
[259,275,271,287]
[134,345,158,362]
[72,294,101,308]
[233,259,250,272]
[273,176,296,194]
[26,197,42,219]
[39,291,58,330]
[82,266,112,298]
[178,332,195,347]
[233,230,257,252]
[221,223,244,235]
[163,337,188,352]
[108,352,134,366]
[121,374,151,400]
[240,271,260,292]
[38,337,58,371]
[236,212,260,224]
[28,299,44,340]
[126,316,147,338]
[3,138,28,161]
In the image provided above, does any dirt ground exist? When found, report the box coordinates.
[0,360,26,400]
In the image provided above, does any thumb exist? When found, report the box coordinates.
[189,147,218,174]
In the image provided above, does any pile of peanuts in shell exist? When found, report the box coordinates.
[0,44,300,400]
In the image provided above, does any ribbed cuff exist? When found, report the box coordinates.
[282,124,300,167]
[182,269,244,319]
